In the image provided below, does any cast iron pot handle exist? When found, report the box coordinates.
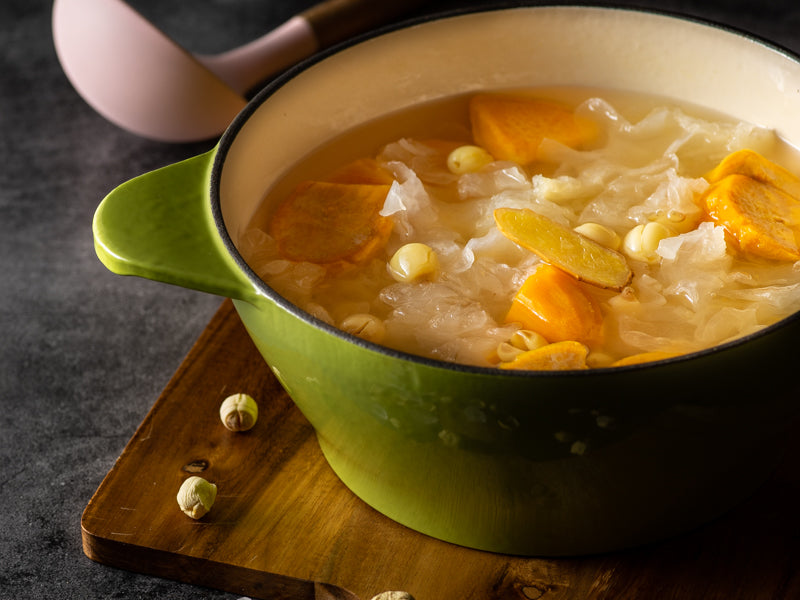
[93,149,261,304]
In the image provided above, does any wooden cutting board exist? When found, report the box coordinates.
[82,300,800,600]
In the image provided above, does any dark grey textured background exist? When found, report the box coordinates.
[2,1,800,598]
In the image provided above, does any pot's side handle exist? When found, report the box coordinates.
[93,150,262,305]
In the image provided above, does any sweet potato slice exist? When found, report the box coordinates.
[504,264,604,347]
[499,340,589,371]
[269,181,392,265]
[705,149,800,198]
[702,173,800,261]
[469,94,597,164]
[494,207,632,290]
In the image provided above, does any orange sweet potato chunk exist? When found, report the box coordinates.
[499,340,589,371]
[702,173,800,261]
[269,180,392,265]
[469,94,597,164]
[504,264,604,347]
[705,149,800,198]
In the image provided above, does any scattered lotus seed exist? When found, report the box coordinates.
[570,440,588,456]
[305,302,333,325]
[446,144,494,174]
[498,329,549,363]
[509,329,549,351]
[370,593,416,600]
[388,242,439,283]
[647,208,695,233]
[219,393,258,432]
[496,341,525,363]
[623,222,672,263]
[521,586,546,600]
[596,414,614,428]
[176,476,217,519]
[438,429,460,447]
[497,414,520,430]
[341,313,386,344]
[573,222,622,251]
[554,430,574,443]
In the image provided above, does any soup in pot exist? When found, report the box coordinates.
[240,89,800,370]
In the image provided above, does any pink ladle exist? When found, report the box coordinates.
[52,0,427,142]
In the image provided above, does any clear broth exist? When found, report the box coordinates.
[243,88,800,368]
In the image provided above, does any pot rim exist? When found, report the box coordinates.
[210,3,800,377]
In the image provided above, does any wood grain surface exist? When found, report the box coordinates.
[82,300,800,600]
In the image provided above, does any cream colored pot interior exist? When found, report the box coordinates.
[218,5,800,246]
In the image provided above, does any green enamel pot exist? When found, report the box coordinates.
[93,6,800,556]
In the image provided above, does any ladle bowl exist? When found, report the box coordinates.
[52,0,425,141]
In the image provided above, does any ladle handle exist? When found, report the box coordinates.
[93,150,262,305]
[303,0,430,48]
